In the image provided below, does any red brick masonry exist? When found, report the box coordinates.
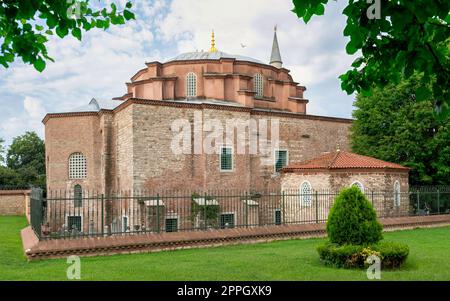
[22,215,450,261]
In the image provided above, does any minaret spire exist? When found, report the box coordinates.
[209,30,218,53]
[270,25,282,68]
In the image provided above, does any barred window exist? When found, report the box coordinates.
[275,150,288,172]
[74,184,82,207]
[67,216,82,231]
[254,73,263,98]
[352,181,364,192]
[300,181,312,206]
[394,181,401,207]
[220,147,233,171]
[186,72,197,98]
[69,153,87,179]
[220,213,235,229]
[275,209,282,225]
[165,218,178,233]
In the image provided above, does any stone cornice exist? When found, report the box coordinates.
[42,111,99,124]
[43,99,353,124]
[288,97,309,104]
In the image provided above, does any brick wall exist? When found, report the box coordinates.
[0,190,30,218]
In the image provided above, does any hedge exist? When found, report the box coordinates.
[317,241,409,269]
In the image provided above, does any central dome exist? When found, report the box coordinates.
[166,51,264,65]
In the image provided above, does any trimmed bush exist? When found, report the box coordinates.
[327,186,383,245]
[317,241,409,269]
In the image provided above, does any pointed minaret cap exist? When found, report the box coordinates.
[270,25,282,68]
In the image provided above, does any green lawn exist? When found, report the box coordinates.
[1,216,449,281]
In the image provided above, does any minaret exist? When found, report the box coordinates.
[209,30,218,53]
[270,25,283,68]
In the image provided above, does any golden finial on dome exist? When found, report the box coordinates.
[209,30,218,53]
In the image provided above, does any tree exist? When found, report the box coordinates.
[351,73,450,185]
[0,137,5,163]
[292,0,450,118]
[0,1,135,72]
[6,131,45,187]
[326,186,383,245]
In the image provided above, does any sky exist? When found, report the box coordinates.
[0,0,356,148]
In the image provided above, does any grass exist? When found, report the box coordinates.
[1,216,449,281]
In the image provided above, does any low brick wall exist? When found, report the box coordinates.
[0,190,31,221]
[21,214,450,261]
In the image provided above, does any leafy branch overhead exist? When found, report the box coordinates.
[0,0,135,72]
[292,0,450,118]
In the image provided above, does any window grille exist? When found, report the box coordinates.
[220,214,235,229]
[254,73,263,98]
[69,153,87,179]
[186,72,197,98]
[220,147,233,171]
[300,181,312,206]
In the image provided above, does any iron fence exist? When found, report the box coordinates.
[30,186,450,240]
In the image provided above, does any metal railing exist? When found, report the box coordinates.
[30,186,450,240]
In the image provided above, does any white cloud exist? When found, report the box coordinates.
[158,0,356,115]
[24,96,46,119]
[1,96,46,143]
[0,0,356,146]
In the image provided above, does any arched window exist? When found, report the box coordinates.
[74,184,82,207]
[352,181,364,192]
[394,181,401,207]
[186,72,197,98]
[69,153,87,179]
[254,73,263,98]
[300,181,312,206]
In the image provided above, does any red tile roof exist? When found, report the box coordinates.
[283,151,409,172]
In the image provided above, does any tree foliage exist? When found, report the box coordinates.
[0,0,135,72]
[0,137,5,163]
[0,132,45,187]
[352,73,449,185]
[327,186,383,245]
[292,0,450,118]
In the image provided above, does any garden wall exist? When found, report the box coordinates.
[0,190,31,221]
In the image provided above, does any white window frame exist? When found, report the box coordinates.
[274,149,289,173]
[68,152,87,180]
[165,215,179,233]
[254,73,264,98]
[351,181,365,192]
[300,181,313,206]
[186,72,197,98]
[220,145,234,172]
[394,181,401,207]
[220,212,235,229]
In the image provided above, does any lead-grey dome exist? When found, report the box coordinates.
[166,51,264,64]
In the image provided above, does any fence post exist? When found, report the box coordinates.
[282,190,285,225]
[101,194,104,236]
[204,191,208,230]
[156,193,160,233]
[437,188,440,215]
[371,191,374,207]
[245,191,249,228]
[416,190,420,215]
[315,191,319,224]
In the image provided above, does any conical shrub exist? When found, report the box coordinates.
[326,186,383,245]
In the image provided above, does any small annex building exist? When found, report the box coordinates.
[280,150,410,221]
